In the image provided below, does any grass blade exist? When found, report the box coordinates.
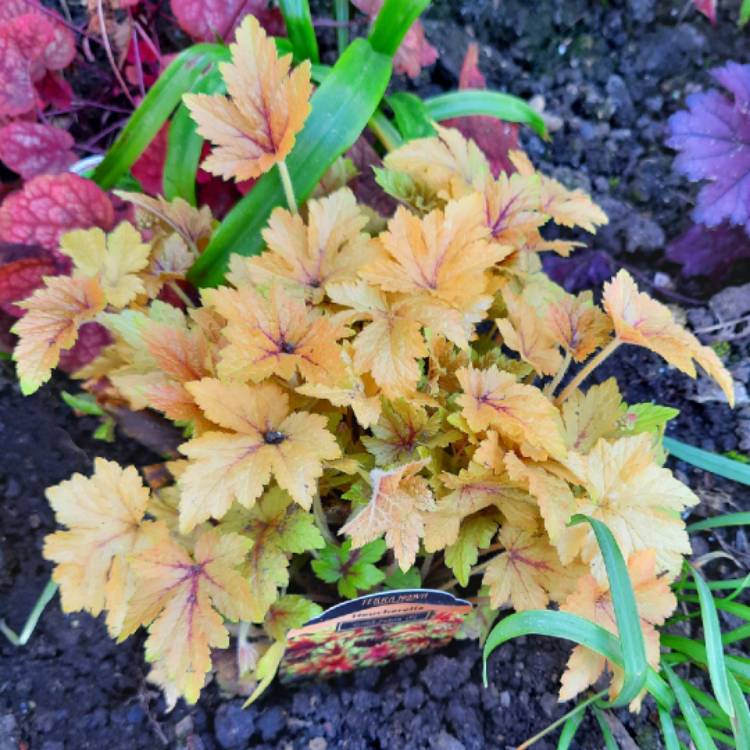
[279,0,320,62]
[690,566,735,718]
[592,707,619,750]
[334,0,349,53]
[662,635,750,682]
[664,664,719,750]
[424,90,548,139]
[664,437,750,486]
[740,0,750,26]
[93,44,230,190]
[482,609,674,709]
[569,515,647,708]
[557,706,587,750]
[387,92,435,140]
[687,512,750,532]
[658,706,681,750]
[368,0,431,57]
[189,38,392,286]
[729,673,750,746]
[163,68,225,204]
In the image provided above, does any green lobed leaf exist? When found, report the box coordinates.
[663,664,720,750]
[368,0,431,57]
[383,567,422,590]
[278,0,320,62]
[188,38,392,286]
[311,538,386,598]
[569,515,648,708]
[689,565,735,718]
[265,594,322,641]
[664,437,750,486]
[482,610,674,709]
[92,44,231,190]
[622,402,679,436]
[423,90,548,140]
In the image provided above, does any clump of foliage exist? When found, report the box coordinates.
[5,0,738,720]
[667,62,750,278]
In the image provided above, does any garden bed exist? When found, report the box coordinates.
[1,1,749,749]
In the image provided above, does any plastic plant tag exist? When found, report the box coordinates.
[279,588,471,681]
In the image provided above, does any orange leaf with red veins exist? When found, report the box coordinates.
[482,168,546,248]
[441,44,520,177]
[231,188,375,302]
[509,151,608,233]
[0,173,115,252]
[560,549,676,708]
[603,269,734,405]
[483,525,571,610]
[184,15,312,182]
[496,289,563,376]
[178,378,341,531]
[423,464,537,552]
[560,434,698,581]
[351,0,436,79]
[362,194,499,310]
[383,125,491,201]
[327,280,427,398]
[0,122,75,179]
[546,289,612,362]
[12,274,106,394]
[205,282,346,384]
[121,525,253,704]
[340,460,434,572]
[456,365,567,461]
[42,458,155,637]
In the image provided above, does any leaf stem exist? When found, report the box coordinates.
[0,579,58,647]
[554,339,621,406]
[544,351,572,398]
[278,159,298,214]
[168,281,195,309]
[312,492,335,544]
[516,689,608,750]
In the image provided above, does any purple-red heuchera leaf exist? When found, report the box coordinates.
[442,43,520,177]
[693,0,717,23]
[132,123,169,196]
[170,0,285,42]
[543,249,615,293]
[0,173,115,253]
[666,222,750,279]
[667,62,750,233]
[0,122,76,179]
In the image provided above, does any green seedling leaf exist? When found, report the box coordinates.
[689,565,735,718]
[664,437,750,486]
[61,390,104,416]
[423,90,548,140]
[663,664,720,750]
[620,402,679,436]
[482,610,674,710]
[444,515,497,587]
[93,44,231,190]
[279,0,320,62]
[569,515,648,708]
[311,538,387,598]
[387,92,436,140]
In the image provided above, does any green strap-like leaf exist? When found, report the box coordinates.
[592,707,619,750]
[689,565,735,718]
[92,44,231,190]
[163,68,226,205]
[557,705,587,749]
[482,609,674,710]
[664,664,720,750]
[687,511,750,532]
[189,38,392,287]
[387,91,436,141]
[279,0,320,62]
[664,437,750,486]
[662,635,750,682]
[657,706,681,750]
[569,515,648,708]
[368,0,431,57]
[424,90,548,139]
[729,673,750,747]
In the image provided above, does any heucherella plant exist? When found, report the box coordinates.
[11,12,737,709]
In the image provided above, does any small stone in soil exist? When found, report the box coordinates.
[214,702,255,749]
